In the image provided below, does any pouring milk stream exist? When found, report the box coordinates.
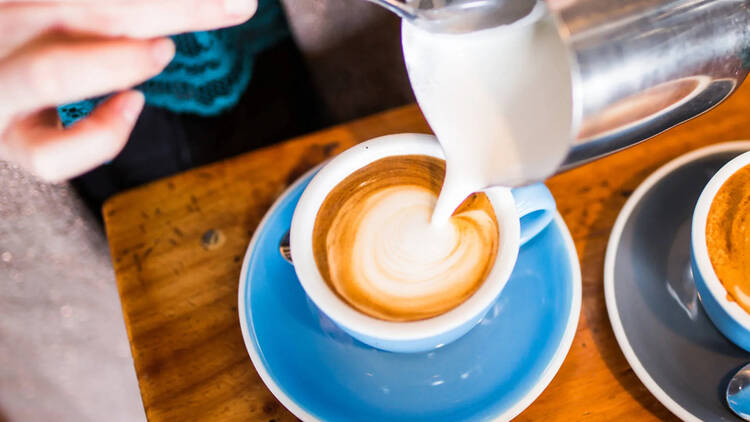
[401,1,574,224]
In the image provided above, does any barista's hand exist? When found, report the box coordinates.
[0,0,257,182]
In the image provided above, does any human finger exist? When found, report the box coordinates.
[0,90,144,182]
[0,35,173,113]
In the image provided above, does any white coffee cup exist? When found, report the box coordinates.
[290,133,556,353]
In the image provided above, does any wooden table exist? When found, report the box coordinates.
[103,80,750,421]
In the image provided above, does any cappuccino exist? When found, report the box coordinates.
[706,163,750,313]
[312,155,499,322]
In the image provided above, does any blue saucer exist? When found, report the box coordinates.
[238,169,581,421]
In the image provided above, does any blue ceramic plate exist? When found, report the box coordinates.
[239,168,581,421]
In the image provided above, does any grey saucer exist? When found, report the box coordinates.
[605,142,750,421]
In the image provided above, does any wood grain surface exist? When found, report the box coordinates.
[104,81,750,421]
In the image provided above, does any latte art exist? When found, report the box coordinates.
[313,155,499,321]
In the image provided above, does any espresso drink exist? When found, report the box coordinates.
[706,164,750,313]
[312,155,499,322]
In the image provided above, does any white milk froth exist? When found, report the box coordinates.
[402,3,574,223]
[325,184,498,320]
[341,187,488,292]
[313,155,499,322]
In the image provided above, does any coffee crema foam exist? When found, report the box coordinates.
[313,155,499,322]
[707,164,750,313]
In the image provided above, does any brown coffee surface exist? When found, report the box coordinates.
[707,163,750,313]
[312,155,499,322]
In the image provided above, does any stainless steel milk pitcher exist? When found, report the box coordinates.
[550,0,750,170]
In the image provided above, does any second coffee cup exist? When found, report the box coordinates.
[290,133,556,353]
[692,150,750,351]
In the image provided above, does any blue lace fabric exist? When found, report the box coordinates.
[58,0,288,126]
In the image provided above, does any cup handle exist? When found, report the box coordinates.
[511,183,556,245]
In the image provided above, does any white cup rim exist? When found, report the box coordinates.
[692,149,750,330]
[289,133,522,341]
